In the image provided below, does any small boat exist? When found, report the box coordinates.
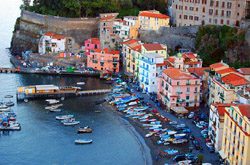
[46,99,60,105]
[55,115,74,120]
[77,82,85,85]
[49,109,61,112]
[24,99,28,103]
[75,139,93,144]
[4,95,13,98]
[145,132,154,137]
[95,111,101,113]
[63,121,80,126]
[128,101,137,106]
[172,139,188,144]
[5,101,15,107]
[78,126,92,133]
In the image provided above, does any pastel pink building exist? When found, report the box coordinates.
[84,38,100,56]
[87,48,120,73]
[157,68,201,110]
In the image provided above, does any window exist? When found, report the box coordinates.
[184,15,188,19]
[209,9,213,15]
[179,6,183,10]
[189,16,193,20]
[195,81,198,85]
[179,15,182,19]
[187,87,190,93]
[194,16,199,21]
[190,7,194,11]
[185,6,188,10]
[214,19,217,24]
[221,19,224,24]
[195,0,200,3]
[187,80,191,85]
[203,7,206,13]
[221,10,224,16]
[186,96,190,100]
[222,2,225,8]
[176,5,178,9]
[227,2,232,8]
[177,81,180,86]
[210,1,214,6]
[196,8,198,11]
[216,1,219,7]
[195,87,198,92]
[215,10,218,15]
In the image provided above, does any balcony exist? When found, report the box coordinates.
[177,99,185,103]
[176,91,182,95]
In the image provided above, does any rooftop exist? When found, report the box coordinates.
[100,15,115,21]
[238,68,250,75]
[139,12,169,19]
[216,67,239,75]
[143,43,164,51]
[221,73,249,86]
[162,68,197,80]
[212,104,232,116]
[238,105,250,119]
[210,62,228,69]
[44,33,65,39]
[187,67,210,77]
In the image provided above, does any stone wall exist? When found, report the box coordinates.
[138,26,199,50]
[11,10,99,55]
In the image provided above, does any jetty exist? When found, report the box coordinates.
[17,85,111,101]
[0,68,18,73]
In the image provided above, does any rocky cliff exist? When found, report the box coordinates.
[138,26,199,50]
[11,10,99,55]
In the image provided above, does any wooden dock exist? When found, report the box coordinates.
[78,89,112,95]
[0,68,18,73]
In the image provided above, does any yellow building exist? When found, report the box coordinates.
[129,19,140,39]
[221,104,250,165]
[141,43,167,59]
[208,62,250,105]
[138,10,170,31]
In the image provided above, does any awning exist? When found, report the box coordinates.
[172,107,189,114]
[219,150,227,159]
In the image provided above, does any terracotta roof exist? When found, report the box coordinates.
[52,34,65,40]
[90,38,100,44]
[238,105,250,118]
[162,68,197,80]
[106,27,112,30]
[187,67,210,77]
[121,39,138,45]
[221,73,249,86]
[100,16,114,21]
[216,67,239,75]
[246,88,250,92]
[139,12,169,19]
[212,104,232,116]
[143,43,164,51]
[167,57,175,64]
[156,60,168,66]
[110,33,115,37]
[210,62,227,69]
[183,52,196,59]
[44,32,55,36]
[131,45,141,53]
[110,50,119,54]
[239,68,250,75]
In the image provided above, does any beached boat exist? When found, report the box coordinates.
[78,126,92,133]
[55,115,74,120]
[74,139,93,144]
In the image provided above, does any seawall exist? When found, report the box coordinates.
[138,26,199,50]
[11,10,99,55]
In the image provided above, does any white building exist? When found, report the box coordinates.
[38,33,66,54]
[124,16,138,27]
[139,53,166,93]
[209,104,231,152]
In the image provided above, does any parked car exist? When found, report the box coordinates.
[173,154,186,162]
[193,140,201,150]
[188,112,195,119]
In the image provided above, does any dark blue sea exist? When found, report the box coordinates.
[0,1,151,164]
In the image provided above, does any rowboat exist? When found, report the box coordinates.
[63,121,80,126]
[78,126,92,133]
[74,139,93,144]
[55,115,74,120]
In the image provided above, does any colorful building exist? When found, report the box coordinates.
[142,43,168,59]
[138,10,170,30]
[221,104,250,165]
[84,38,100,56]
[157,68,201,110]
[139,53,166,93]
[208,62,250,105]
[38,33,65,54]
[87,48,119,73]
[209,104,232,152]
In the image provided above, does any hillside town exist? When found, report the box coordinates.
[5,1,250,164]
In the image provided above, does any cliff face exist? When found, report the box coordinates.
[11,10,99,55]
[138,26,199,50]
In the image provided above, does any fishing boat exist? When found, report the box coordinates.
[128,101,137,106]
[45,104,63,110]
[0,121,21,131]
[46,99,60,105]
[5,101,15,107]
[78,126,92,133]
[63,119,80,126]
[0,105,10,112]
[74,139,93,144]
[49,109,61,112]
[167,131,177,135]
[145,132,154,137]
[55,115,74,120]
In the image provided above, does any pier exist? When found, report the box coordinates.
[0,68,18,73]
[17,85,111,101]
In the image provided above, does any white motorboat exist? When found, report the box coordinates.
[75,139,93,144]
[4,95,13,98]
[46,99,60,104]
[77,82,85,85]
[49,109,61,112]
[55,115,74,120]
[63,121,80,126]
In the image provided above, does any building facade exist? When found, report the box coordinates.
[209,104,231,152]
[157,68,201,110]
[84,38,100,56]
[139,53,166,93]
[87,49,119,73]
[221,104,250,165]
[138,10,170,30]
[172,0,249,27]
[38,33,65,54]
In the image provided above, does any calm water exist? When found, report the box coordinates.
[0,1,150,164]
